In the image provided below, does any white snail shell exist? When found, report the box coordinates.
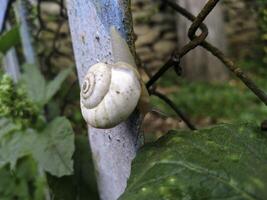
[80,62,141,129]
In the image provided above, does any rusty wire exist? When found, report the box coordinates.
[147,0,220,130]
[145,0,267,130]
[164,0,267,105]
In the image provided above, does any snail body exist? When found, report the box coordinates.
[80,62,142,128]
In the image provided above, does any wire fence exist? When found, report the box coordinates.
[144,0,267,130]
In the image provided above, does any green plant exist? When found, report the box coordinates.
[152,79,267,124]
[0,66,75,198]
[0,25,20,54]
[0,59,101,198]
[0,158,46,200]
[120,122,267,200]
[0,74,42,129]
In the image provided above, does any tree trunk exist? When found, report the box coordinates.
[66,1,141,200]
[176,0,229,82]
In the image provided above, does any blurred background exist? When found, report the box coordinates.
[0,0,267,199]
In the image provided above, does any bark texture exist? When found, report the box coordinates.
[66,1,141,200]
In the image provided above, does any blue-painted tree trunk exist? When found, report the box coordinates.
[66,1,141,200]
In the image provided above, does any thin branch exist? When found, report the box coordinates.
[152,91,196,130]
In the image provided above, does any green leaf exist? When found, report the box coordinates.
[45,68,71,104]
[0,117,75,178]
[32,117,75,177]
[47,135,99,200]
[0,25,20,54]
[0,118,18,140]
[0,129,36,169]
[21,64,46,104]
[120,123,267,200]
[0,158,45,200]
[21,64,71,105]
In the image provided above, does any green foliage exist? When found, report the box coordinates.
[32,117,75,177]
[0,75,42,129]
[152,79,267,123]
[0,25,20,54]
[0,3,96,199]
[47,135,99,200]
[0,71,76,198]
[120,122,267,200]
[0,120,48,200]
[21,64,72,106]
[0,158,46,200]
[45,67,72,104]
[0,117,74,176]
[0,127,35,169]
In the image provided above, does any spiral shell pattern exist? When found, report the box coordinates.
[80,62,141,128]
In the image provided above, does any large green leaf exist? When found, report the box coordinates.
[0,117,37,169]
[0,25,20,54]
[32,117,75,177]
[0,129,36,169]
[21,64,71,105]
[45,68,71,104]
[0,158,46,200]
[120,123,267,200]
[0,118,18,140]
[21,64,46,104]
[47,135,99,200]
[0,117,75,177]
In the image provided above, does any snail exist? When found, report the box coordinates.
[80,27,149,129]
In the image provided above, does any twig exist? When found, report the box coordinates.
[152,91,196,130]
[164,0,267,106]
